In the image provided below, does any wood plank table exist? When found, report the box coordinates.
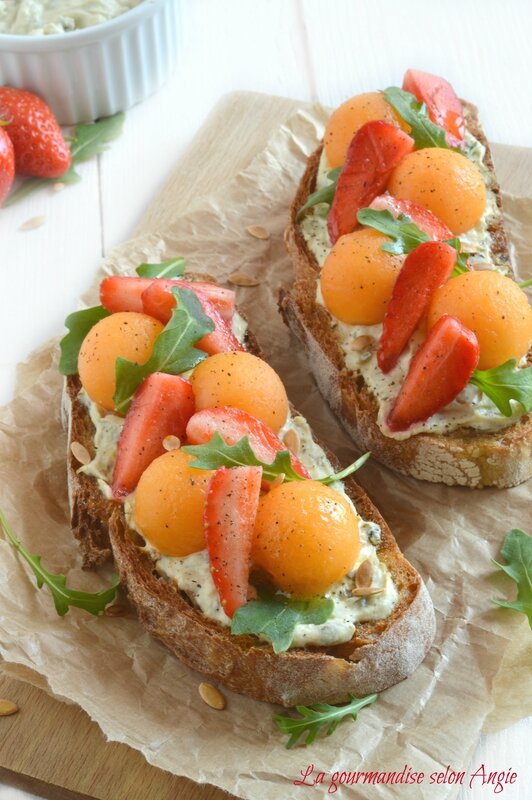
[1,2,530,798]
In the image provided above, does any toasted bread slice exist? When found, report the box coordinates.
[63,309,434,706]
[281,103,532,489]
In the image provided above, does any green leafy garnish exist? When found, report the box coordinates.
[356,208,470,275]
[383,87,455,150]
[296,167,342,219]
[113,287,213,414]
[518,277,532,289]
[469,359,532,417]
[4,112,125,207]
[136,257,187,279]
[492,529,532,628]
[59,305,110,376]
[183,432,370,485]
[0,510,119,616]
[274,693,378,748]
[231,594,334,653]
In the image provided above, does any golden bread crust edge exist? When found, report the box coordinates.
[280,109,532,489]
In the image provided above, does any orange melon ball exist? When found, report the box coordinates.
[252,481,361,598]
[388,148,486,235]
[133,450,213,556]
[320,229,403,325]
[324,92,408,169]
[427,271,532,370]
[78,312,164,412]
[190,351,289,433]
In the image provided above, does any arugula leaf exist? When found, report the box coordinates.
[519,277,532,289]
[231,594,334,653]
[0,510,119,616]
[356,208,470,276]
[275,693,378,748]
[357,208,429,253]
[469,359,532,417]
[183,432,303,482]
[59,305,110,376]
[383,87,453,150]
[69,112,125,164]
[4,112,124,207]
[492,529,532,628]
[296,167,342,220]
[183,432,370,485]
[136,257,187,279]
[113,287,213,414]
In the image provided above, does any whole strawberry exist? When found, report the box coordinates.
[0,126,15,206]
[0,87,71,178]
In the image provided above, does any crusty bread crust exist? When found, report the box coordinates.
[64,314,435,705]
[281,104,532,489]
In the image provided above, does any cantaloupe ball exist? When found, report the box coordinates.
[78,312,163,412]
[320,229,403,325]
[324,92,408,169]
[427,271,532,370]
[189,351,288,433]
[252,481,361,598]
[388,148,486,235]
[133,450,213,556]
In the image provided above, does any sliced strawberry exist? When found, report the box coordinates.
[100,276,153,314]
[402,69,465,144]
[328,120,415,244]
[186,406,310,479]
[111,373,195,498]
[204,466,262,617]
[0,127,14,207]
[386,315,479,432]
[100,276,235,321]
[369,194,453,241]
[378,241,457,373]
[142,281,243,355]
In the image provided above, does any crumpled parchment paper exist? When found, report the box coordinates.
[0,104,530,800]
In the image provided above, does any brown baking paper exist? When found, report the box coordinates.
[1,104,531,800]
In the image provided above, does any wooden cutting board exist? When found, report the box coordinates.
[0,90,528,800]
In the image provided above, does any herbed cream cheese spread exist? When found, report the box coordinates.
[0,0,143,35]
[74,304,398,648]
[299,114,522,439]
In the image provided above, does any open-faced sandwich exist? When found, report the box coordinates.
[61,260,435,707]
[282,69,532,489]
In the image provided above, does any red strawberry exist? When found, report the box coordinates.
[369,194,453,241]
[111,372,195,498]
[0,127,15,206]
[386,315,479,432]
[186,406,310,479]
[402,69,465,145]
[204,465,262,617]
[328,120,415,244]
[99,276,235,321]
[377,241,457,373]
[142,281,243,355]
[0,87,71,178]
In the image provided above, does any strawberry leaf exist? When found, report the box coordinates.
[492,529,532,628]
[383,87,455,150]
[136,257,187,279]
[59,305,110,376]
[113,287,213,414]
[231,594,334,653]
[274,693,378,748]
[0,510,119,616]
[469,359,532,417]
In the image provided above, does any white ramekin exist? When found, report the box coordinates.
[0,0,178,124]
